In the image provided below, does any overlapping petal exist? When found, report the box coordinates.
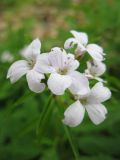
[87,82,111,104]
[86,44,104,61]
[71,30,88,46]
[48,47,67,70]
[47,73,72,95]
[69,71,90,96]
[64,38,77,49]
[26,70,45,93]
[34,53,55,73]
[66,54,79,72]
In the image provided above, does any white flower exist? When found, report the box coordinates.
[7,39,45,93]
[63,82,111,127]
[1,51,14,63]
[37,47,90,95]
[64,30,105,61]
[85,60,106,82]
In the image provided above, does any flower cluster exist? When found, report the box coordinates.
[7,30,111,127]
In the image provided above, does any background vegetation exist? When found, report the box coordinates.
[0,0,120,159]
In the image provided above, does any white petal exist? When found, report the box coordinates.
[7,60,29,83]
[75,45,86,55]
[26,70,45,93]
[48,47,67,70]
[22,38,41,59]
[64,38,77,49]
[94,77,107,83]
[70,30,88,46]
[86,60,106,76]
[47,48,79,73]
[88,82,111,103]
[85,104,107,125]
[34,53,55,74]
[84,70,93,79]
[63,100,85,127]
[69,71,90,96]
[95,61,106,76]
[66,54,80,72]
[86,44,104,61]
[47,73,72,95]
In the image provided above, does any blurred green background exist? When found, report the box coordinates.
[0,0,120,159]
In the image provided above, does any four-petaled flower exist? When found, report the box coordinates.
[63,82,111,127]
[85,60,106,82]
[37,47,89,95]
[7,39,45,93]
[64,30,105,61]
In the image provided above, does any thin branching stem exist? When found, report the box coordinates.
[63,126,79,160]
[36,94,54,139]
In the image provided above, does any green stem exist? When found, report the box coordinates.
[56,97,79,160]
[64,126,79,160]
[36,94,54,138]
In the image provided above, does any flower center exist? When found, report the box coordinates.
[28,59,36,69]
[58,68,68,75]
[80,98,87,105]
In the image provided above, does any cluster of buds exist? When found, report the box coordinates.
[7,30,111,127]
